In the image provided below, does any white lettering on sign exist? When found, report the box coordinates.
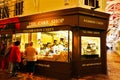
[27,18,64,28]
[82,30,100,34]
[36,63,50,67]
[23,28,54,33]
[82,63,101,67]
[84,19,104,25]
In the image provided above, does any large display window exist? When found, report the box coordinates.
[81,36,101,59]
[13,30,72,62]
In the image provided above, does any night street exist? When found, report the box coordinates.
[0,50,120,80]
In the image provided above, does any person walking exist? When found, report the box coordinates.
[3,42,12,73]
[24,42,38,79]
[9,41,21,77]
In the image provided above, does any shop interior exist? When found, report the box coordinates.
[0,29,102,62]
[81,36,101,59]
[0,30,73,62]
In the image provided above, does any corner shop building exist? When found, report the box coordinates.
[0,7,109,79]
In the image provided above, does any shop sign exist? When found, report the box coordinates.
[82,30,100,34]
[83,18,104,25]
[82,62,101,67]
[27,18,64,28]
[79,15,107,29]
[23,27,54,33]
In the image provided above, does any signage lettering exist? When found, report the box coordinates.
[23,28,54,33]
[36,63,50,67]
[27,18,64,28]
[82,63,101,67]
[84,19,104,25]
[82,30,100,34]
[43,28,54,31]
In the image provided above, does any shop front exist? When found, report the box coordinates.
[0,7,110,79]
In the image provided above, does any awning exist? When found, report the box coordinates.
[0,17,20,29]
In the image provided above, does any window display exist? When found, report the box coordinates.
[81,36,101,59]
[14,30,72,62]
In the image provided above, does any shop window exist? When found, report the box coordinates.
[81,36,101,59]
[0,6,9,19]
[14,1,23,16]
[14,30,72,62]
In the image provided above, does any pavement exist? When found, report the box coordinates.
[0,50,120,80]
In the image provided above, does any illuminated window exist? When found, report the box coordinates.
[14,30,73,62]
[81,36,101,59]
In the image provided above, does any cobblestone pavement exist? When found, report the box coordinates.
[0,50,120,80]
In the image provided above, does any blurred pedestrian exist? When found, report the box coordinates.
[24,42,38,79]
[7,42,14,74]
[3,42,12,73]
[9,41,21,77]
[1,43,7,71]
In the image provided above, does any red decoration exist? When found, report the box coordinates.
[15,23,20,29]
[107,3,120,12]
[0,17,20,29]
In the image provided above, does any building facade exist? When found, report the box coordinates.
[0,0,107,19]
[0,0,109,79]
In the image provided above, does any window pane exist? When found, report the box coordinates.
[1,6,9,18]
[14,1,23,16]
[14,30,72,62]
[85,0,88,5]
[84,0,95,7]
[81,36,101,59]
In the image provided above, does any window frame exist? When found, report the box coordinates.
[84,0,96,7]
[14,1,23,16]
[0,6,9,19]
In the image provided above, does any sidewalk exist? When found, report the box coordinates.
[0,69,57,80]
[0,50,120,80]
[107,50,120,80]
[79,50,120,80]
